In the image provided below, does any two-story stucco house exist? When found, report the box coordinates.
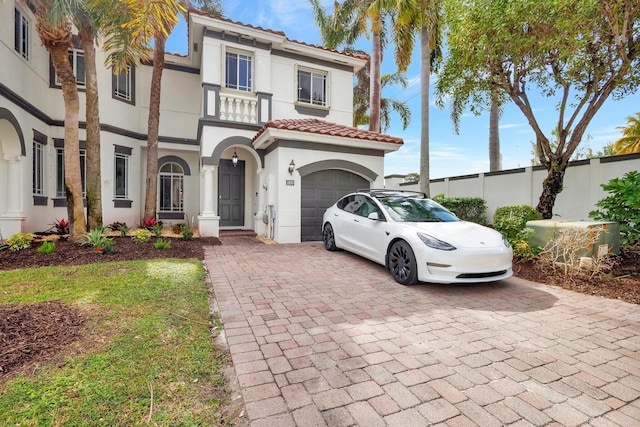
[0,4,403,243]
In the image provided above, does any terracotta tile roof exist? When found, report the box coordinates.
[253,119,404,145]
[188,7,369,61]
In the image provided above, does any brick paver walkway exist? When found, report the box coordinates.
[205,237,640,426]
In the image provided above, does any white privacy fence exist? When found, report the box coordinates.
[385,153,640,224]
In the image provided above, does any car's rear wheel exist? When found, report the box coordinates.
[389,241,418,285]
[322,223,337,251]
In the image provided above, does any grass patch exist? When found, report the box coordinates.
[0,259,231,426]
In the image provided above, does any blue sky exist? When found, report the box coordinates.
[167,0,640,179]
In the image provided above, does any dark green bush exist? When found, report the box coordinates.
[433,194,488,225]
[589,170,640,246]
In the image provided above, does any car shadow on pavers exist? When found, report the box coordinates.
[334,248,559,313]
[206,241,640,427]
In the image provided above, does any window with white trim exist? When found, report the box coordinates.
[159,163,184,212]
[298,69,327,106]
[114,152,129,199]
[225,51,252,92]
[55,49,85,88]
[56,148,86,197]
[113,65,133,103]
[14,7,29,60]
[32,141,44,195]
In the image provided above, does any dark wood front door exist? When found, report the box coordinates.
[218,159,245,227]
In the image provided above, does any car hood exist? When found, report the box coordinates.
[408,221,505,249]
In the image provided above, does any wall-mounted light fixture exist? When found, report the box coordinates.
[232,150,238,167]
[288,159,295,175]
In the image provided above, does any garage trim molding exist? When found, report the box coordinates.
[297,160,377,182]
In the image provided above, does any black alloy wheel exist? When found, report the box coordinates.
[388,241,418,285]
[322,223,337,251]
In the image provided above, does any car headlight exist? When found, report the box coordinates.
[502,235,511,248]
[417,232,456,251]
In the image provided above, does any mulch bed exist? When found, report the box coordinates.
[513,247,640,304]
[0,236,221,271]
[0,301,85,380]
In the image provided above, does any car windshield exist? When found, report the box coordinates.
[377,196,459,223]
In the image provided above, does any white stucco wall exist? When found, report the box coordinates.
[392,155,640,223]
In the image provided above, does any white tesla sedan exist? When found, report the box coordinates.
[322,190,513,285]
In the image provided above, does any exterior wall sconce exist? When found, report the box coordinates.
[288,159,295,175]
[232,150,238,167]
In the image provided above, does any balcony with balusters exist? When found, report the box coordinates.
[202,83,272,127]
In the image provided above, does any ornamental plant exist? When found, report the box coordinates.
[36,241,56,254]
[153,223,164,237]
[589,171,640,247]
[131,229,152,244]
[142,217,157,230]
[50,218,69,235]
[6,233,36,251]
[179,224,194,241]
[81,228,116,255]
[154,238,172,250]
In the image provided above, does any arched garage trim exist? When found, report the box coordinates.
[202,136,263,168]
[297,160,377,182]
[158,155,191,175]
[0,108,26,156]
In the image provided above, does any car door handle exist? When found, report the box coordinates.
[354,219,359,223]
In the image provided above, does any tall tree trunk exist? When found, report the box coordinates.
[419,26,431,197]
[50,45,86,238]
[489,94,501,172]
[369,24,381,133]
[79,29,103,230]
[143,35,166,220]
[536,164,565,219]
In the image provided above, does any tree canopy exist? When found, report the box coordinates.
[436,0,640,218]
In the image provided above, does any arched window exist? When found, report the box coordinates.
[159,162,184,212]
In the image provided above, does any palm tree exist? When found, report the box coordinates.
[353,65,411,132]
[614,113,640,154]
[391,0,443,196]
[488,91,502,171]
[309,0,389,133]
[76,8,103,230]
[30,0,85,238]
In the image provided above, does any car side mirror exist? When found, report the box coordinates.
[368,212,382,221]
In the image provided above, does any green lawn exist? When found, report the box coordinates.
[0,259,232,426]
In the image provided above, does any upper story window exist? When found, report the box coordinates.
[14,7,29,60]
[298,69,327,107]
[113,65,135,104]
[225,51,252,92]
[55,49,85,88]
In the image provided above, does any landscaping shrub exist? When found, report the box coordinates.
[153,222,164,237]
[179,224,194,241]
[81,228,116,255]
[49,218,69,235]
[6,233,36,251]
[154,238,172,250]
[589,171,640,247]
[36,241,56,254]
[131,229,152,244]
[108,222,128,236]
[493,205,541,260]
[432,194,488,224]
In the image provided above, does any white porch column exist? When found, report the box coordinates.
[254,168,267,235]
[197,164,220,237]
[3,154,23,214]
[0,154,25,237]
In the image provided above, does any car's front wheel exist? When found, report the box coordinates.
[322,223,337,251]
[388,241,418,285]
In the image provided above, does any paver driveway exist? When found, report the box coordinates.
[205,238,640,426]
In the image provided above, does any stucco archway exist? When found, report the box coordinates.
[0,108,26,236]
